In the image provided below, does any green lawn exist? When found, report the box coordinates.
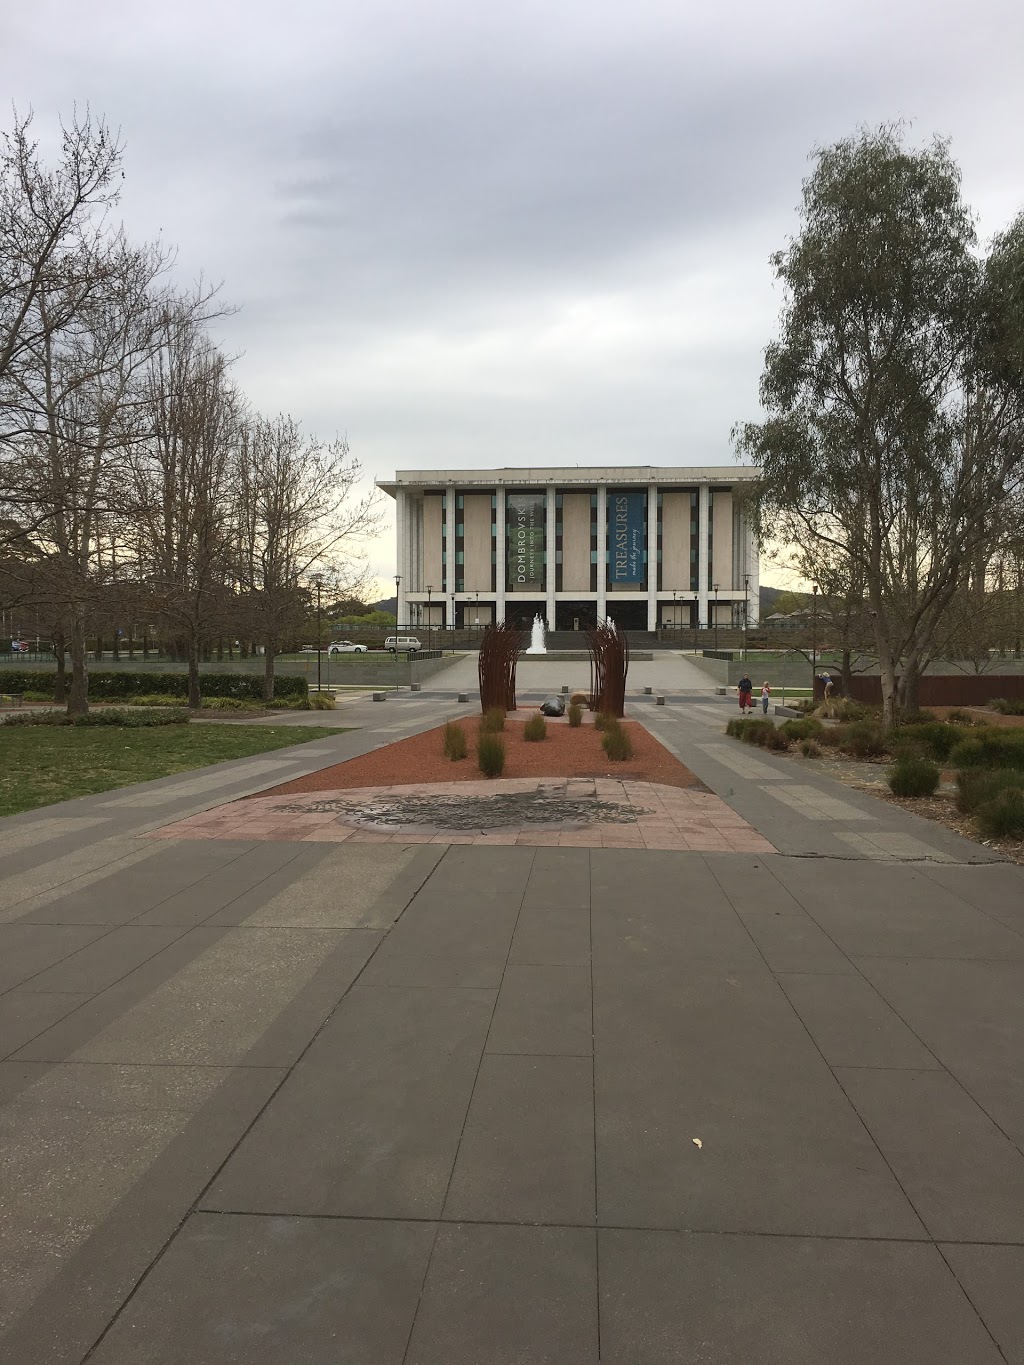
[0,724,351,818]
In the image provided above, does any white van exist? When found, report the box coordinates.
[385,635,422,654]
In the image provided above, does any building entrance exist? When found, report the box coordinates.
[555,601,598,632]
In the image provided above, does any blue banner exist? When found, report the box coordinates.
[609,492,645,584]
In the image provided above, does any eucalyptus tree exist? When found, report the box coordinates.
[735,127,1024,726]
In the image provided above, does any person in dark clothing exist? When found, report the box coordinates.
[737,674,754,713]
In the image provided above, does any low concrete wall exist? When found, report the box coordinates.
[323,654,461,687]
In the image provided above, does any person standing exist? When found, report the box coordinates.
[761,681,771,714]
[737,673,753,714]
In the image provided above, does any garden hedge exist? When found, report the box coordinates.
[0,669,307,702]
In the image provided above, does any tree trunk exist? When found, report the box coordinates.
[112,633,119,661]
[54,631,67,703]
[187,636,202,709]
[898,656,922,719]
[143,630,149,658]
[68,613,89,716]
[263,638,276,702]
[841,648,853,696]
[94,635,103,661]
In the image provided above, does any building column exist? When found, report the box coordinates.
[646,482,658,631]
[697,482,710,628]
[744,506,760,625]
[596,485,608,623]
[545,484,557,629]
[445,484,456,607]
[395,489,407,627]
[495,487,507,624]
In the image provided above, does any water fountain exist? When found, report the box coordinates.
[526,614,547,654]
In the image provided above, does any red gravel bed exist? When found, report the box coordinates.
[250,714,705,798]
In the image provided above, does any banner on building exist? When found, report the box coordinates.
[609,492,645,584]
[506,491,546,591]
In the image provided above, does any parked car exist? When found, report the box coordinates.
[384,635,422,654]
[328,640,368,654]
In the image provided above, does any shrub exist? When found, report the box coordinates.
[602,723,634,761]
[3,707,190,727]
[838,721,886,759]
[727,717,773,744]
[443,720,468,760]
[567,702,583,727]
[989,698,1024,716]
[0,668,308,702]
[976,786,1024,839]
[799,738,822,758]
[480,707,506,733]
[949,731,1024,771]
[945,708,976,726]
[594,712,617,732]
[201,696,249,710]
[308,694,336,710]
[896,722,961,762]
[901,709,938,725]
[523,714,546,742]
[955,767,1024,814]
[887,757,941,798]
[762,727,790,751]
[816,726,843,748]
[816,697,873,722]
[477,732,506,777]
[780,717,824,741]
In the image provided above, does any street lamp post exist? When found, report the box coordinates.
[474,590,480,637]
[450,592,456,654]
[743,572,750,662]
[394,574,402,629]
[713,583,720,653]
[673,591,678,638]
[426,585,433,653]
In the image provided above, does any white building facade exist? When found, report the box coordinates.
[377,465,760,634]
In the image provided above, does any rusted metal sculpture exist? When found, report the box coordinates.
[587,620,629,717]
[478,621,522,713]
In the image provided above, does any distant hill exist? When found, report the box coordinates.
[370,596,397,614]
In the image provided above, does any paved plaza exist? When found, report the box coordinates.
[2,682,1024,1362]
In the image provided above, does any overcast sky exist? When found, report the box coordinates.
[4,0,1023,593]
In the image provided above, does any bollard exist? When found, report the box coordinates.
[561,685,569,694]
[656,695,666,706]
[458,692,468,703]
[644,686,652,695]
[410,683,421,691]
[372,692,386,702]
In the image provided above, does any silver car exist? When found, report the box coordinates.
[328,640,368,654]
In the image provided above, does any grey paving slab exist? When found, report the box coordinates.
[590,850,764,969]
[0,838,167,924]
[0,992,90,1058]
[358,952,505,989]
[17,840,257,926]
[486,964,593,1055]
[444,1054,594,1224]
[940,1244,1024,1365]
[21,924,184,995]
[520,847,591,910]
[773,858,1024,959]
[16,926,374,1068]
[86,1213,436,1365]
[207,843,423,928]
[0,1066,284,1365]
[837,1067,1024,1241]
[705,853,810,916]
[203,985,494,1218]
[738,908,856,973]
[599,1230,1003,1364]
[376,890,523,970]
[0,922,108,991]
[507,902,591,966]
[922,860,1024,934]
[596,1050,925,1237]
[131,840,305,926]
[777,972,940,1068]
[405,1224,598,1365]
[0,814,112,864]
[855,956,1024,1143]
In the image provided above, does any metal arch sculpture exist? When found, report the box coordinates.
[478,621,522,714]
[587,620,629,717]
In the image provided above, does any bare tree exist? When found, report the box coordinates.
[233,415,380,700]
[129,303,240,708]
